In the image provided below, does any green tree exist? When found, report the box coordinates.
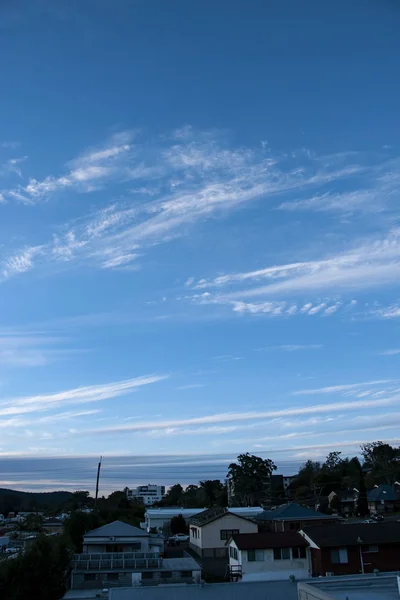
[199,480,227,507]
[361,442,400,485]
[227,453,277,506]
[63,511,103,552]
[161,484,183,506]
[170,514,188,534]
[0,534,72,600]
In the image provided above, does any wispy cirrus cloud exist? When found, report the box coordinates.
[73,394,400,438]
[292,379,395,396]
[1,131,135,204]
[0,374,167,417]
[379,349,400,356]
[1,128,393,282]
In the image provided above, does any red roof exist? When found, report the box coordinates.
[231,531,308,550]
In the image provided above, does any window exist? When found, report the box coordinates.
[330,548,348,564]
[220,529,239,540]
[84,573,96,581]
[229,546,238,560]
[248,549,264,562]
[292,546,307,559]
[106,573,119,581]
[161,571,172,578]
[363,545,379,553]
[142,572,153,580]
[273,547,291,560]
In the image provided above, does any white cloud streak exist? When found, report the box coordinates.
[75,395,399,437]
[0,375,167,417]
[2,129,392,283]
[293,380,394,396]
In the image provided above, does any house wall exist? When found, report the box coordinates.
[190,514,257,558]
[71,569,200,590]
[235,547,309,582]
[83,536,150,554]
[310,544,400,577]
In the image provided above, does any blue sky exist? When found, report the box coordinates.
[1,0,400,485]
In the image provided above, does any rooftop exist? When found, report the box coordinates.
[302,521,400,547]
[255,502,338,522]
[367,484,397,502]
[231,531,307,550]
[189,507,255,527]
[298,573,400,600]
[84,521,149,538]
[109,580,300,600]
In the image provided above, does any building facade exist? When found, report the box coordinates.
[126,485,166,506]
[228,532,310,582]
[301,522,400,577]
[189,507,258,559]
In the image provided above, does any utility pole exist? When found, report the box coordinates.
[95,456,102,508]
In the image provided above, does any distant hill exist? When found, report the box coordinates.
[0,488,73,514]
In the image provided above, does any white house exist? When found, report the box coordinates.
[82,520,163,554]
[228,531,310,582]
[126,485,166,506]
[189,507,258,558]
[144,506,263,533]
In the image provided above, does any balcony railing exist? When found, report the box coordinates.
[72,552,162,571]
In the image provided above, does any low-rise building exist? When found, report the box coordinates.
[189,507,258,559]
[367,485,397,514]
[82,521,163,554]
[144,506,263,533]
[228,531,310,582]
[126,485,166,506]
[256,503,339,532]
[300,522,400,577]
[328,490,357,515]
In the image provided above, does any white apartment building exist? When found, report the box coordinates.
[126,484,166,506]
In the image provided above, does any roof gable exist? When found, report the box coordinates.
[189,507,255,527]
[84,520,148,538]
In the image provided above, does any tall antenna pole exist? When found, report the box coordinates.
[95,456,102,507]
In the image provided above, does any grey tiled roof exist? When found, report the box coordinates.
[302,521,400,547]
[367,485,397,502]
[84,520,148,538]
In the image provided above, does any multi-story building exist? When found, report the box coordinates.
[126,485,165,506]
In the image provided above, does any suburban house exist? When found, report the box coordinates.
[189,507,258,559]
[367,485,398,514]
[300,522,400,576]
[71,520,200,589]
[82,521,164,554]
[255,503,339,532]
[328,490,357,515]
[70,552,202,589]
[144,506,263,533]
[227,531,310,582]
